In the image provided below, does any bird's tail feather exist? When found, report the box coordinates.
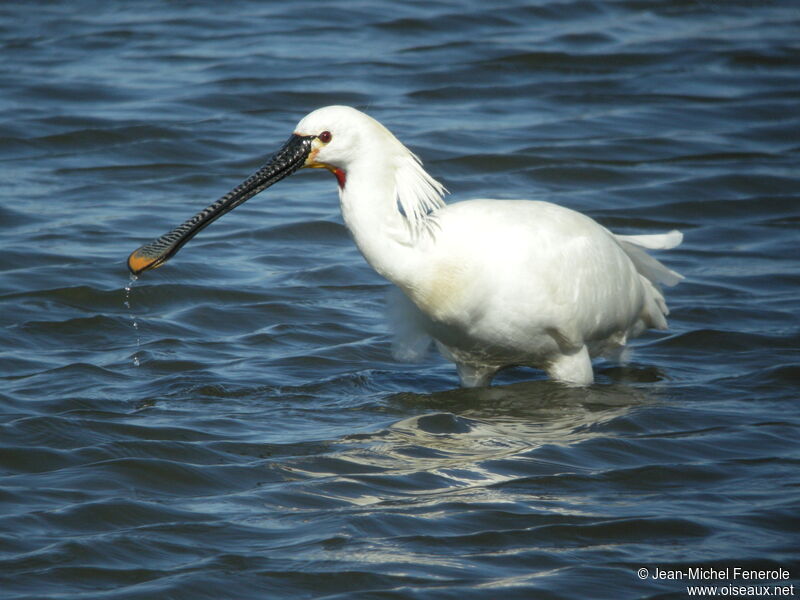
[616,230,683,251]
[614,230,684,331]
[615,230,684,288]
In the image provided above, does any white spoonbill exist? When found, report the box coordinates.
[129,105,683,387]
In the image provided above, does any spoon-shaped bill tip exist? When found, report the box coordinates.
[127,246,164,275]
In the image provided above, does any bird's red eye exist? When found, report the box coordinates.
[318,130,332,143]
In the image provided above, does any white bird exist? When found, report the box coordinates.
[129,105,683,387]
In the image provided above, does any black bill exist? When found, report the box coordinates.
[128,133,315,276]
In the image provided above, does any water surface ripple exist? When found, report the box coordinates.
[1,1,798,598]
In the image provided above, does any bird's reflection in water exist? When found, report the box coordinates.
[337,371,663,485]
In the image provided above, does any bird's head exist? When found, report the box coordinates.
[296,105,404,189]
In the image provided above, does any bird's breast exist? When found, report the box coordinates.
[405,259,471,324]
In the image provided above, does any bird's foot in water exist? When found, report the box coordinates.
[456,363,498,388]
[546,345,593,386]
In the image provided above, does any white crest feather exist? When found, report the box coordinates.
[393,149,447,240]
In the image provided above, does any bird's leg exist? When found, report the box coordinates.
[546,346,594,386]
[456,363,497,388]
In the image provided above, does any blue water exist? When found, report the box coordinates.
[1,2,799,598]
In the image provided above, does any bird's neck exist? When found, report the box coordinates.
[338,162,421,289]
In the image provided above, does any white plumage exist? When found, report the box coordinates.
[295,106,683,387]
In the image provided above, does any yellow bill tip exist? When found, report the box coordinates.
[127,249,161,276]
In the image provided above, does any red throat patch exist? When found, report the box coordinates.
[331,167,347,189]
[332,167,346,189]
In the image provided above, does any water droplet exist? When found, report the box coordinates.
[124,274,141,367]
